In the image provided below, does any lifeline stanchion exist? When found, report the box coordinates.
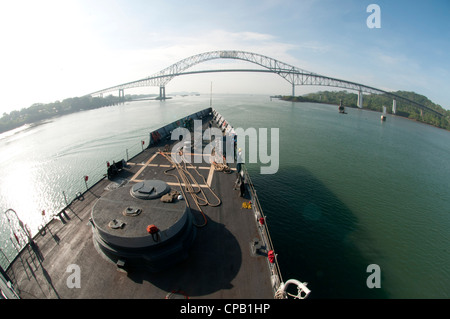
[62,191,69,206]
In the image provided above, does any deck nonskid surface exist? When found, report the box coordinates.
[7,118,274,299]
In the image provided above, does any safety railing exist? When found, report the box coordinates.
[42,138,149,224]
[211,108,284,294]
[0,138,149,271]
[0,248,11,271]
[0,108,214,271]
[241,164,284,292]
[0,208,33,271]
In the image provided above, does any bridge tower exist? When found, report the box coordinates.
[159,86,166,100]
[118,89,125,100]
[392,99,397,114]
[357,90,363,108]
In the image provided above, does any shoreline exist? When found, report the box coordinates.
[277,97,450,133]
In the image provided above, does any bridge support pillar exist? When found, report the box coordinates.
[392,99,397,114]
[292,83,295,97]
[118,89,124,100]
[357,90,363,108]
[159,86,166,100]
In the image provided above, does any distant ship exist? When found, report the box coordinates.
[381,106,387,121]
[338,99,347,114]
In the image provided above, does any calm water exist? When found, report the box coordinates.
[1,94,450,298]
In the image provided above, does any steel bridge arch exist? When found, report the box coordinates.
[89,50,444,117]
[90,50,313,94]
[149,50,311,87]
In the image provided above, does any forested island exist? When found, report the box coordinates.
[0,94,154,134]
[278,91,450,131]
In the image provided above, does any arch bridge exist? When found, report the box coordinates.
[89,50,443,117]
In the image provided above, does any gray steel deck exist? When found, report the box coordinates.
[5,114,274,299]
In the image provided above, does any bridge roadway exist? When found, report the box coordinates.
[5,115,275,299]
[89,50,443,117]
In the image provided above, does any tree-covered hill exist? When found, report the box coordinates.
[280,91,450,131]
[0,95,133,134]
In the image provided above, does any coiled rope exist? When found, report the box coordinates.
[158,150,221,228]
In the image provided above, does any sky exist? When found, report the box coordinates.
[0,0,449,114]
